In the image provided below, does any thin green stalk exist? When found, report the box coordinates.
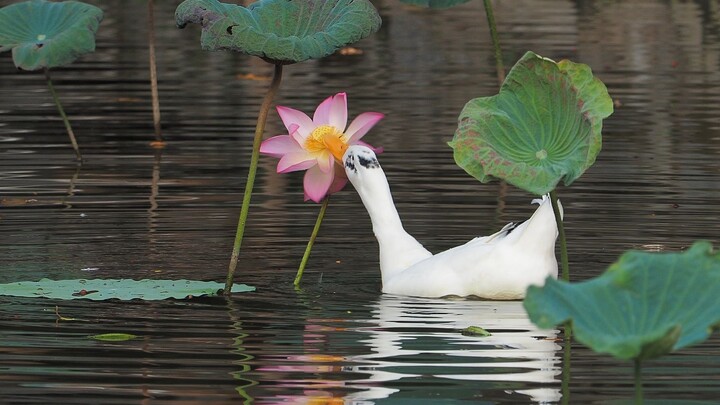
[147,0,163,143]
[225,63,284,294]
[634,358,644,404]
[550,189,569,281]
[60,162,82,208]
[482,0,505,85]
[225,296,258,404]
[552,188,571,404]
[295,196,330,286]
[561,323,572,405]
[45,68,81,162]
[148,149,162,250]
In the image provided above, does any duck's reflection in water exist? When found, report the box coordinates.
[344,295,562,403]
[255,295,561,404]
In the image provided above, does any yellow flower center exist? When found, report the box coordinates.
[305,125,349,162]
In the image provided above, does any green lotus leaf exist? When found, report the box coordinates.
[0,0,103,71]
[0,278,255,300]
[449,51,613,195]
[398,0,472,8]
[524,241,720,360]
[175,0,382,64]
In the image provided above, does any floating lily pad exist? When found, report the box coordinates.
[398,0,472,8]
[524,241,720,360]
[449,51,613,195]
[0,0,103,71]
[0,279,255,300]
[175,0,381,64]
[461,326,492,337]
[89,333,139,341]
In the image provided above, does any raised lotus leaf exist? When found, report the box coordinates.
[449,51,613,195]
[524,241,720,360]
[398,0,472,8]
[175,0,382,64]
[0,278,255,300]
[0,0,103,71]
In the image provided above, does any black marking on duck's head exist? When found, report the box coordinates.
[344,154,357,174]
[344,145,381,176]
[358,154,380,169]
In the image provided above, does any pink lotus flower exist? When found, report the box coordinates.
[260,93,384,203]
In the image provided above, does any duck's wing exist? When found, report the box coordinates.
[460,220,526,248]
[460,195,557,249]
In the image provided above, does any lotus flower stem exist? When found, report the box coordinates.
[634,358,643,404]
[550,189,569,281]
[44,68,81,162]
[295,196,330,286]
[225,63,284,294]
[482,0,505,84]
[147,0,163,143]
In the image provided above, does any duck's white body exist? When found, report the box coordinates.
[343,145,561,300]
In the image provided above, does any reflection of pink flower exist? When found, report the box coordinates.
[260,93,383,203]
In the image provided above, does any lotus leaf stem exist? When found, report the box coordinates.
[482,0,505,84]
[295,196,330,286]
[147,0,163,143]
[45,69,81,162]
[225,63,284,294]
[148,150,162,245]
[550,189,569,281]
[60,163,81,208]
[634,358,644,404]
[561,323,572,405]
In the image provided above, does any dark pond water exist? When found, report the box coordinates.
[2,0,720,403]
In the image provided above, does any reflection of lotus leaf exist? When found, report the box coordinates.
[175,0,381,65]
[524,241,720,360]
[449,51,613,195]
[398,0,472,8]
[0,279,255,300]
[0,0,103,71]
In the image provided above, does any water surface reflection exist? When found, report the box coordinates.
[1,0,720,403]
[246,295,560,404]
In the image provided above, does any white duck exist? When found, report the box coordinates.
[342,145,561,300]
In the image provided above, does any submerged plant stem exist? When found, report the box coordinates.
[45,69,81,162]
[147,0,162,143]
[634,358,643,404]
[482,0,505,85]
[225,63,284,294]
[295,197,330,286]
[550,189,569,281]
[561,323,572,405]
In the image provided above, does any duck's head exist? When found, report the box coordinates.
[343,145,383,187]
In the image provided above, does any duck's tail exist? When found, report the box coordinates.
[502,194,561,252]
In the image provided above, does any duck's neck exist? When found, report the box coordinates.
[353,169,432,283]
